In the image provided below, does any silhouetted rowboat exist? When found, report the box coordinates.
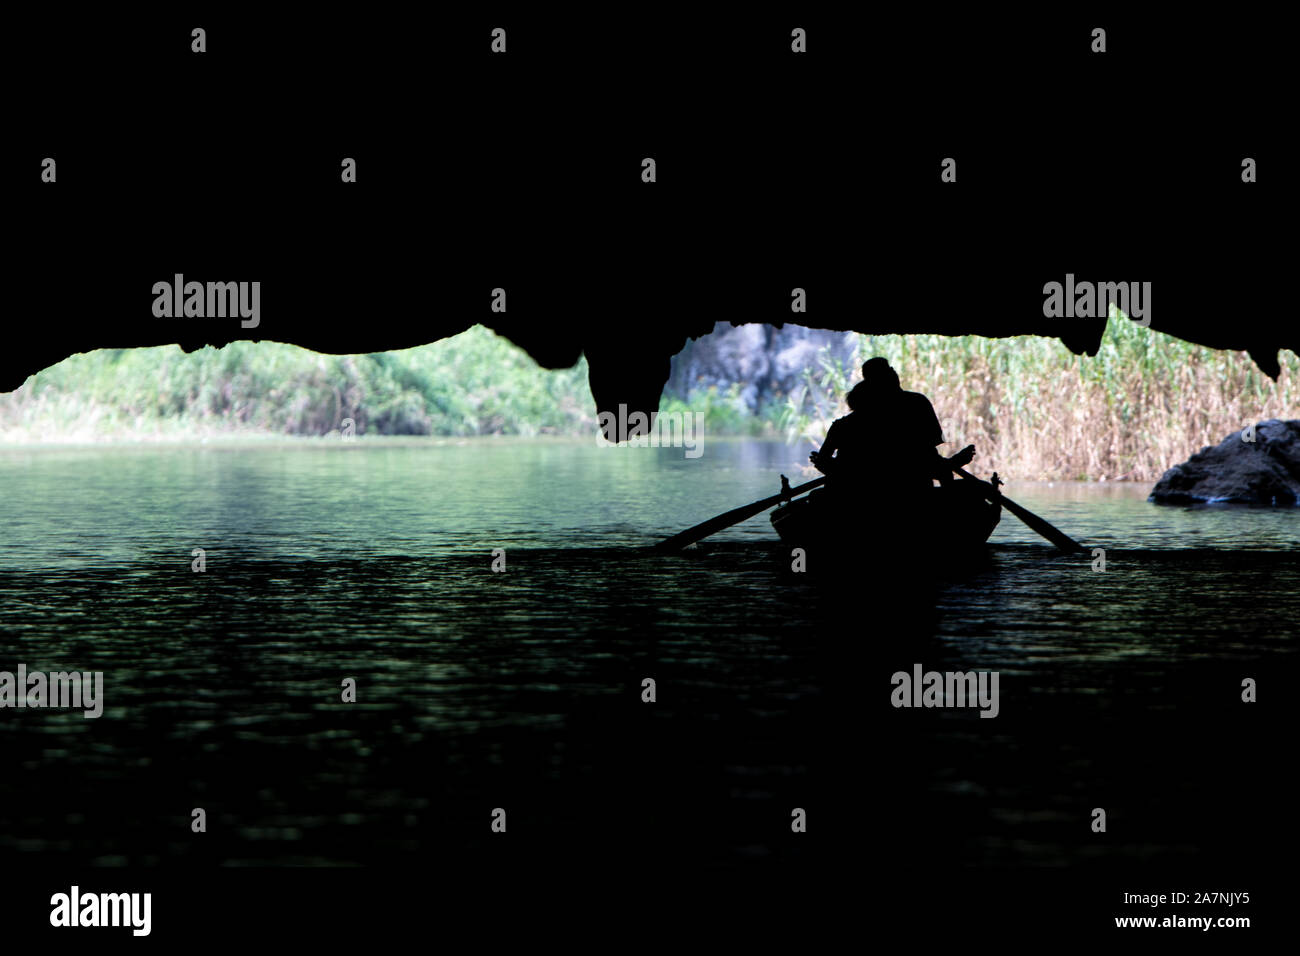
[769,477,1002,558]
[654,465,1082,557]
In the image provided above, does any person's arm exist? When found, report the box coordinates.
[809,420,842,474]
[934,447,955,485]
[916,396,956,485]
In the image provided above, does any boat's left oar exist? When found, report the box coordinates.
[650,475,825,553]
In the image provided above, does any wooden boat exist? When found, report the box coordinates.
[653,463,1081,559]
[769,476,1001,559]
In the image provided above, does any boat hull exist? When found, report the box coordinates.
[769,479,1001,564]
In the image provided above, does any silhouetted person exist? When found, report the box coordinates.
[809,358,974,504]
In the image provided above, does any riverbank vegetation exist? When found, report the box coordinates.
[781,310,1299,481]
[2,319,1295,482]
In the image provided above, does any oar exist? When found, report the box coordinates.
[652,464,1085,556]
[650,475,826,553]
[953,466,1085,554]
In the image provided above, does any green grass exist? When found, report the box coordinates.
[0,326,597,441]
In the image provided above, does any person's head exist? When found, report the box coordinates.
[845,381,868,412]
[860,357,901,395]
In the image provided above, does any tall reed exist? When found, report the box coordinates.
[783,311,1299,481]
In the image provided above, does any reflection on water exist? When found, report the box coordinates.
[0,440,1294,867]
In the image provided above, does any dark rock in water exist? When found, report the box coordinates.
[1149,420,1300,505]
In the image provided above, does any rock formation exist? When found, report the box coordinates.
[1150,420,1300,505]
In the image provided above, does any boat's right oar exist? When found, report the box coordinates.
[953,465,1085,554]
